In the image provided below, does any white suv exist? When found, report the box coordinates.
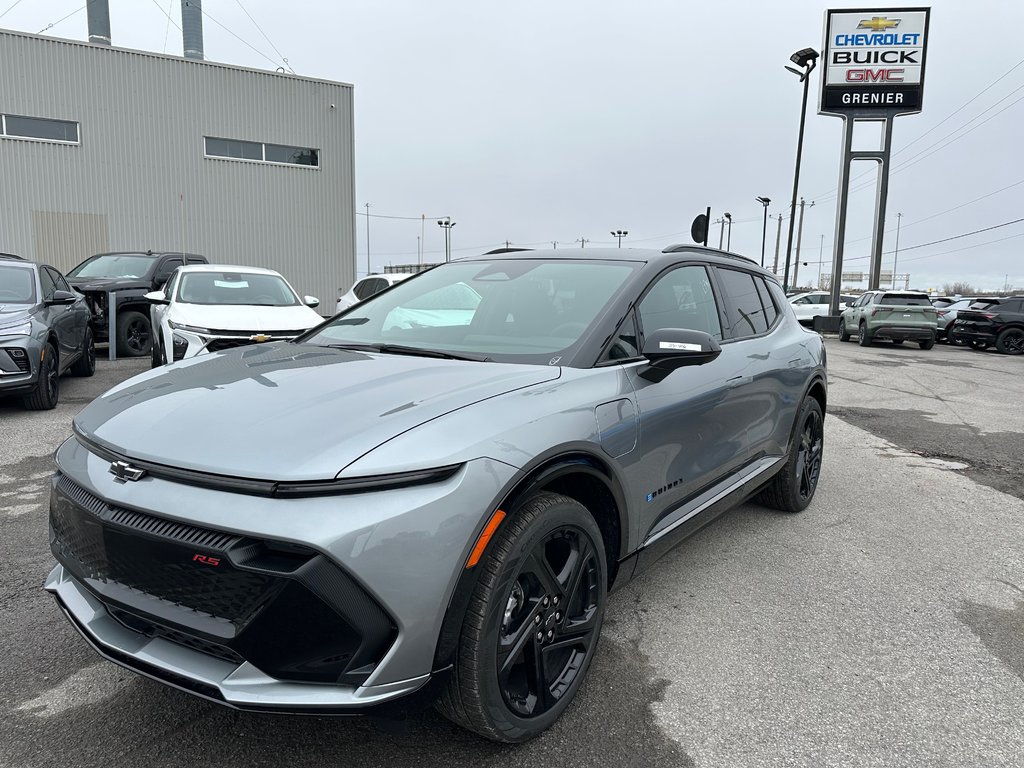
[335,273,409,313]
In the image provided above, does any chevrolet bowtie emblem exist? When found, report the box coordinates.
[858,16,900,31]
[250,333,273,342]
[109,460,146,482]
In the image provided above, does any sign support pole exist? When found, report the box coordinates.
[867,116,895,291]
[828,117,855,317]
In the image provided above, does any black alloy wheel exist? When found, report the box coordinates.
[858,322,872,347]
[437,492,607,742]
[71,328,96,376]
[839,319,851,342]
[496,526,601,719]
[995,328,1024,355]
[116,311,152,357]
[758,396,824,513]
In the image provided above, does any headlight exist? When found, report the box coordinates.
[168,321,210,334]
[0,320,32,336]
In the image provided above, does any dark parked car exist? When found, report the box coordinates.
[0,254,95,409]
[950,297,1024,354]
[66,251,208,357]
[46,246,826,742]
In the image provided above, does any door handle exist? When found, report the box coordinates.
[727,375,753,388]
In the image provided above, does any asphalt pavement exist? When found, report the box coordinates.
[1,341,1022,767]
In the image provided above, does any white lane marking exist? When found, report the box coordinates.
[3,504,36,518]
[15,663,133,717]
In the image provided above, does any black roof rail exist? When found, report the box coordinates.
[661,244,758,265]
[0,252,27,260]
[483,247,534,254]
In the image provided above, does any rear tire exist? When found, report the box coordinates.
[70,328,96,376]
[919,338,935,350]
[891,339,904,346]
[116,310,152,357]
[995,327,1024,355]
[436,492,607,743]
[23,343,59,410]
[839,321,851,342]
[757,397,824,513]
[858,322,872,347]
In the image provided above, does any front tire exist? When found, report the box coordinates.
[437,492,607,743]
[116,310,152,357]
[757,397,824,513]
[839,319,851,342]
[24,343,59,410]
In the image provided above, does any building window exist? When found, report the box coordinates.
[1,114,79,143]
[204,136,319,168]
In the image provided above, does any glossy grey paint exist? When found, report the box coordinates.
[55,246,827,707]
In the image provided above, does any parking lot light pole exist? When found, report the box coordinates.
[437,217,456,262]
[611,230,629,248]
[364,202,371,276]
[755,197,770,267]
[892,212,903,289]
[725,213,733,250]
[782,47,819,292]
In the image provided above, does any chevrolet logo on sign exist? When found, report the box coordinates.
[857,16,900,31]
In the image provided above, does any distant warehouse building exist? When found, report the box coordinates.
[0,27,355,308]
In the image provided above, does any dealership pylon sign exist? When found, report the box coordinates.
[821,8,930,115]
[819,7,930,316]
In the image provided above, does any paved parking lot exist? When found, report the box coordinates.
[1,340,1022,767]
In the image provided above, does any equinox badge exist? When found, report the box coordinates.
[109,460,146,482]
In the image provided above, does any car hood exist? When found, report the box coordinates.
[0,304,33,325]
[74,343,560,481]
[171,303,322,332]
[68,276,150,291]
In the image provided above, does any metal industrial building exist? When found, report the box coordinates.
[0,23,355,309]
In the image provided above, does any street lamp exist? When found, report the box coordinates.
[755,197,771,267]
[724,213,733,251]
[610,229,629,248]
[437,216,456,262]
[782,46,819,292]
[892,212,903,289]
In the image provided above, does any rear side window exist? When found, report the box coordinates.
[754,278,779,326]
[715,268,769,338]
[998,299,1022,312]
[354,277,384,300]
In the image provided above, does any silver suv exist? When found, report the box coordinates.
[46,246,826,741]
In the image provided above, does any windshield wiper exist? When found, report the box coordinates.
[323,342,490,362]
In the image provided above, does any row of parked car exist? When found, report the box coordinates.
[0,250,333,409]
[787,289,1024,354]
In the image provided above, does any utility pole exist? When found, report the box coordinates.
[420,214,425,265]
[891,212,903,289]
[725,213,733,251]
[417,235,421,264]
[772,214,783,274]
[792,198,814,288]
[576,238,589,248]
[817,234,824,288]
[364,202,371,276]
[717,217,726,249]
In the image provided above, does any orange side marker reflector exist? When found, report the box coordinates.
[465,509,506,569]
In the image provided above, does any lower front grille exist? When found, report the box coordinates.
[206,338,257,353]
[4,348,30,372]
[49,473,397,685]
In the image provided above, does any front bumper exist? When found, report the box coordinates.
[46,436,518,710]
[0,337,40,394]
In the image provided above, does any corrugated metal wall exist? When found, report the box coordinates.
[0,29,355,309]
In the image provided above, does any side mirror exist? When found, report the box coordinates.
[639,328,722,382]
[304,295,320,309]
[842,302,852,310]
[144,290,169,305]
[48,290,79,305]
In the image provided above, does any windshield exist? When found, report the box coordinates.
[67,254,156,279]
[176,271,300,306]
[0,265,37,304]
[300,259,639,364]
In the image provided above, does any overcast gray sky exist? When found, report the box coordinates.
[3,0,1022,291]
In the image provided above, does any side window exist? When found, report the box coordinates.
[45,267,71,293]
[163,268,180,299]
[754,278,779,327]
[793,296,812,305]
[599,310,640,363]
[353,278,381,300]
[155,258,183,285]
[39,267,58,300]
[638,265,722,341]
[715,268,769,338]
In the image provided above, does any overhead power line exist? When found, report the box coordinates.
[233,0,293,72]
[37,4,85,34]
[0,0,26,21]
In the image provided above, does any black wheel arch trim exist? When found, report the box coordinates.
[431,444,631,673]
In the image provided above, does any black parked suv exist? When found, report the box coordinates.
[950,297,1024,354]
[66,251,208,357]
[0,254,95,409]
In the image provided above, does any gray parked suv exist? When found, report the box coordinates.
[0,254,95,409]
[45,247,826,741]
